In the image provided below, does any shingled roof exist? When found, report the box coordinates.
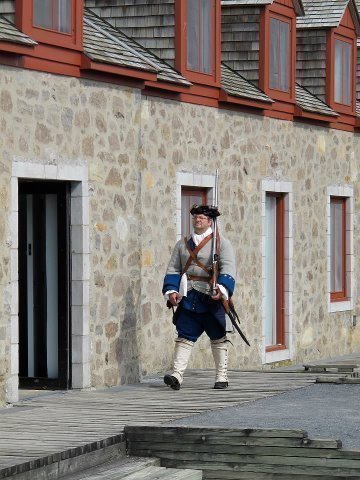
[0,15,37,46]
[221,63,273,103]
[221,0,305,16]
[297,0,360,32]
[295,83,338,116]
[84,9,191,86]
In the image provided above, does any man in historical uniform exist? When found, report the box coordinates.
[162,205,236,390]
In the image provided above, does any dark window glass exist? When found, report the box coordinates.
[269,17,290,92]
[34,0,71,34]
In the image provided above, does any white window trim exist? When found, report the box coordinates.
[327,185,354,313]
[7,161,90,404]
[176,172,216,240]
[261,180,293,365]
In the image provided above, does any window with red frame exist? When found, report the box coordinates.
[330,197,347,301]
[33,0,71,34]
[269,17,290,92]
[181,187,208,237]
[186,0,214,74]
[334,38,352,106]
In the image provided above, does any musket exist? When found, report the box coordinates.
[211,170,250,347]
[211,169,219,296]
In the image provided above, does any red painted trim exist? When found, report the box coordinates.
[81,70,147,90]
[264,110,293,121]
[260,3,296,104]
[266,344,287,353]
[178,93,219,107]
[294,106,335,123]
[0,41,35,56]
[81,57,157,82]
[175,0,221,87]
[22,43,82,66]
[265,192,286,351]
[326,9,357,116]
[21,55,80,77]
[276,194,285,347]
[219,91,270,110]
[328,121,355,132]
[16,0,83,51]
[144,80,189,94]
[330,197,347,302]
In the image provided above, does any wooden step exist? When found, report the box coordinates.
[58,456,160,480]
[125,425,360,478]
[304,363,358,373]
[123,466,202,480]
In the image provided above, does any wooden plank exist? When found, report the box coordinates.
[125,425,307,438]
[161,458,360,477]
[128,442,356,460]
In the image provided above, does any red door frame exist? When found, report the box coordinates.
[266,192,286,352]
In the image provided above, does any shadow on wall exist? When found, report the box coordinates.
[116,284,141,385]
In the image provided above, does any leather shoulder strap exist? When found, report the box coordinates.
[182,234,213,275]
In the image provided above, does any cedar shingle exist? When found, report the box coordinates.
[85,0,176,67]
[0,15,37,46]
[297,0,360,31]
[84,9,190,86]
[221,63,273,103]
[295,83,338,116]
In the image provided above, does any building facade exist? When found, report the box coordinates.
[0,0,359,405]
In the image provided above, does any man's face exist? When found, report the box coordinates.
[192,214,212,232]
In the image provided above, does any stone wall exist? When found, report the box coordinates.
[0,64,359,404]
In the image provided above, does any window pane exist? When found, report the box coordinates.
[269,18,279,89]
[343,42,351,105]
[181,191,206,237]
[265,195,277,346]
[34,0,53,30]
[187,0,200,71]
[56,0,71,33]
[279,21,290,91]
[330,200,345,293]
[334,40,343,103]
[201,0,212,74]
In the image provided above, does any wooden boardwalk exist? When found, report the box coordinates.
[0,369,317,475]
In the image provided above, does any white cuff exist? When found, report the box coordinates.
[217,284,229,300]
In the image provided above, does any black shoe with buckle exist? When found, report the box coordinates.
[164,374,181,390]
[214,381,228,389]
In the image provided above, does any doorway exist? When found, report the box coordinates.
[18,181,71,389]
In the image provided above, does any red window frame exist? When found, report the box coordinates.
[330,197,347,302]
[181,187,208,237]
[259,3,296,103]
[269,16,291,93]
[334,37,352,106]
[16,0,83,51]
[175,0,221,87]
[326,24,356,116]
[266,192,286,352]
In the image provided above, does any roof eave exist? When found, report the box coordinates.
[81,55,158,83]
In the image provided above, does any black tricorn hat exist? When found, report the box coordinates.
[190,204,221,219]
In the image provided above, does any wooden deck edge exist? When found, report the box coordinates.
[125,425,360,478]
[0,434,126,480]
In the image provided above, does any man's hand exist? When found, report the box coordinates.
[211,287,222,301]
[169,292,181,306]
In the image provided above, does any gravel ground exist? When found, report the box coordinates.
[167,383,360,449]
